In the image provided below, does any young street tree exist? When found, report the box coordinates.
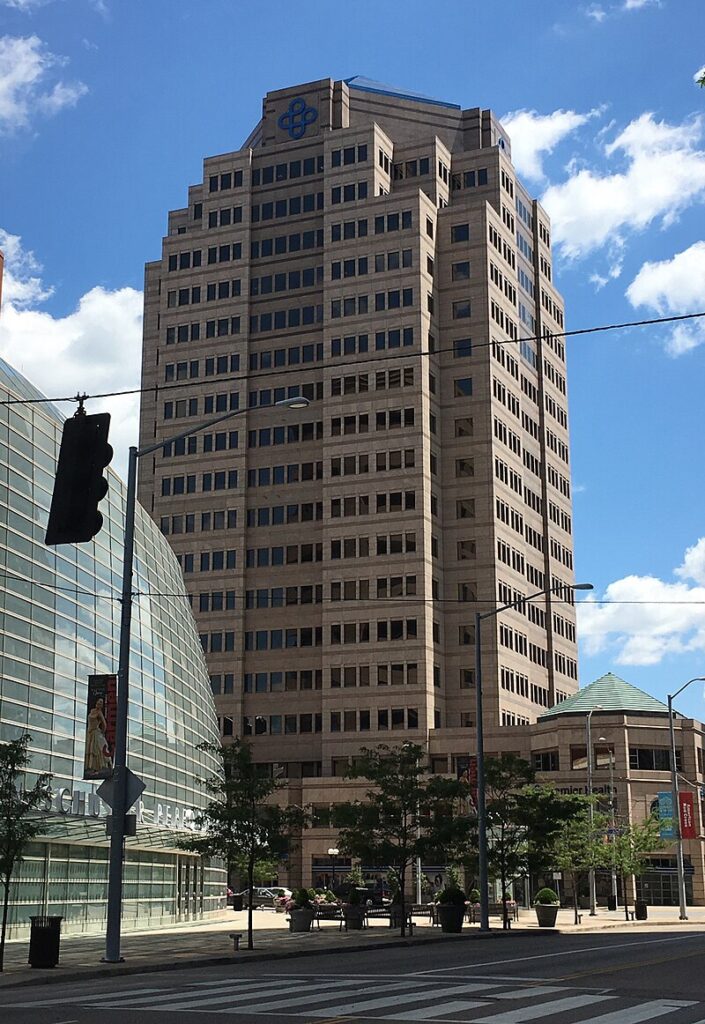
[612,814,665,920]
[484,755,589,928]
[179,739,307,950]
[333,743,475,937]
[551,801,610,924]
[0,733,53,971]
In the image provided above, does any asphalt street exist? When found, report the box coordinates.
[5,928,705,1024]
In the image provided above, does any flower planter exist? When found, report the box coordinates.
[289,907,314,932]
[437,904,465,933]
[534,904,559,927]
[344,906,365,930]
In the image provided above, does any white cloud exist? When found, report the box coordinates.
[542,113,705,261]
[578,539,705,665]
[626,241,705,355]
[585,4,607,21]
[501,107,602,183]
[0,34,87,133]
[0,0,50,8]
[623,0,659,8]
[0,231,142,478]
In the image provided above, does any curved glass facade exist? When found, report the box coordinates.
[0,357,225,936]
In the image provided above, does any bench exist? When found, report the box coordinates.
[314,906,344,931]
[365,906,415,933]
[467,902,520,924]
[228,932,242,951]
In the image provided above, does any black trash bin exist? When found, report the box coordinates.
[607,895,617,911]
[232,894,243,912]
[635,899,648,921]
[28,916,63,968]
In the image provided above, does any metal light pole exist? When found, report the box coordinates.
[328,847,339,894]
[598,735,619,909]
[474,581,593,932]
[586,706,602,916]
[668,677,705,922]
[103,396,309,962]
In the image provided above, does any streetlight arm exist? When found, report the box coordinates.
[669,677,705,704]
[478,582,591,622]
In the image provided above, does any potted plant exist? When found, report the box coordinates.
[343,885,365,930]
[286,887,315,932]
[534,887,560,927]
[435,868,466,933]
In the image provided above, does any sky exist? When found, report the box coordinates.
[0,0,704,715]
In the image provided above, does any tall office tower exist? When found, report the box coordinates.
[138,78,577,874]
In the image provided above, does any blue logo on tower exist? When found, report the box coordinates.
[278,97,318,140]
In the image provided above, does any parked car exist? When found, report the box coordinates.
[237,886,292,909]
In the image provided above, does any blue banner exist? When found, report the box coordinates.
[658,791,674,839]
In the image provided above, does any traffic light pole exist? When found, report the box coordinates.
[104,445,137,962]
[102,397,309,963]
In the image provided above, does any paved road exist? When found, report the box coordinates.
[5,928,705,1024]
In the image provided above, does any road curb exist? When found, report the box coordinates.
[0,928,541,990]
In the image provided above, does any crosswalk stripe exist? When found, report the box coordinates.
[491,986,573,1000]
[92,977,309,1010]
[7,987,168,1008]
[383,999,489,1020]
[466,994,614,1023]
[132,977,400,1013]
[305,984,504,1018]
[561,1001,699,1024]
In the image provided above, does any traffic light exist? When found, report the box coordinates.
[45,411,113,545]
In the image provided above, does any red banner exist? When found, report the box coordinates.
[83,674,117,780]
[679,791,697,839]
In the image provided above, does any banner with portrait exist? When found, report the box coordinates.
[456,754,478,814]
[83,674,117,780]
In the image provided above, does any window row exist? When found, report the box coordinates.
[330,328,414,357]
[331,707,419,732]
[245,543,323,567]
[331,249,413,279]
[245,502,323,528]
[200,631,236,653]
[330,491,416,518]
[208,206,243,229]
[248,381,323,407]
[249,304,323,333]
[251,192,324,222]
[160,509,237,536]
[244,627,323,650]
[247,421,323,448]
[331,533,417,559]
[331,181,368,204]
[252,156,324,187]
[246,461,323,487]
[243,668,323,692]
[250,266,323,295]
[330,368,414,395]
[164,353,240,382]
[161,470,238,496]
[331,144,368,167]
[392,156,431,179]
[167,249,202,272]
[331,448,415,476]
[208,169,243,192]
[251,229,324,259]
[331,575,417,601]
[450,167,488,190]
[248,342,324,369]
[177,550,237,573]
[245,585,323,608]
[243,713,322,736]
[329,407,416,436]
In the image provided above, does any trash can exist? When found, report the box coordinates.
[28,916,63,968]
[607,895,617,912]
[635,899,648,921]
[232,894,243,912]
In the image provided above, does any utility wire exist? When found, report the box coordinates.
[1,310,703,407]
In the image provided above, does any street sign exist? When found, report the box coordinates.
[552,872,562,880]
[97,768,146,811]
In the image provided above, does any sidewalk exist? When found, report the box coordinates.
[1,905,704,989]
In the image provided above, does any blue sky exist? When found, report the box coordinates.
[0,0,704,714]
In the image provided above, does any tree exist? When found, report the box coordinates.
[551,802,610,924]
[695,65,705,88]
[612,815,665,920]
[333,743,475,937]
[178,740,307,950]
[484,755,534,928]
[0,734,53,971]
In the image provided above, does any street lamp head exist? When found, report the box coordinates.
[573,582,594,591]
[275,396,310,410]
[327,847,339,857]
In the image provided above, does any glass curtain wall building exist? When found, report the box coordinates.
[0,357,225,938]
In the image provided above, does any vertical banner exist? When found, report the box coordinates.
[679,791,697,839]
[457,755,478,813]
[658,791,674,839]
[83,673,117,780]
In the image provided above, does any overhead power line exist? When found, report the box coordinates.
[1,310,703,408]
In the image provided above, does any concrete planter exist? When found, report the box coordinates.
[344,906,365,930]
[437,904,465,933]
[535,904,559,927]
[289,907,314,932]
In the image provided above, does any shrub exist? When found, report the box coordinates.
[534,887,559,905]
[469,888,481,903]
[289,887,313,909]
[437,883,467,906]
